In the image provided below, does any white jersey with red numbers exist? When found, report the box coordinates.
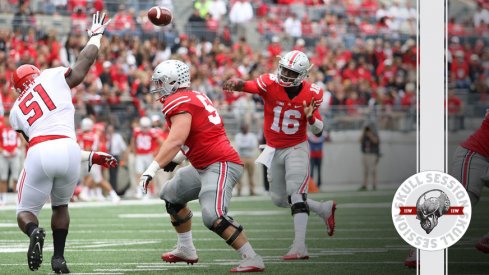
[163,90,242,169]
[9,67,76,141]
[1,125,20,154]
[132,127,158,155]
[246,73,323,148]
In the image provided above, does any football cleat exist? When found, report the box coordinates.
[404,248,417,268]
[27,227,45,271]
[230,254,265,272]
[51,256,70,274]
[476,237,489,253]
[319,200,336,236]
[161,245,198,264]
[282,245,309,260]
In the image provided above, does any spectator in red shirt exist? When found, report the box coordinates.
[451,50,470,89]
[267,36,282,58]
[447,88,464,131]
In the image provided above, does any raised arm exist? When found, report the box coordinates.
[222,78,262,94]
[65,12,111,88]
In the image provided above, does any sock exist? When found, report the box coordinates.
[289,194,308,247]
[293,213,308,247]
[177,231,194,248]
[307,199,322,215]
[109,190,118,199]
[53,229,68,257]
[237,242,257,259]
[24,222,38,237]
[95,187,103,197]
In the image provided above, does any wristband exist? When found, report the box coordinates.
[87,35,102,49]
[146,160,161,177]
[308,116,316,124]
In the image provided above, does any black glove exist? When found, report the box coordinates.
[163,161,178,172]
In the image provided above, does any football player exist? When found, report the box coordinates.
[8,12,117,273]
[0,112,22,205]
[223,50,337,260]
[130,116,163,198]
[405,109,489,267]
[139,60,265,272]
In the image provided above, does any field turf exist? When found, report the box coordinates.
[0,189,487,274]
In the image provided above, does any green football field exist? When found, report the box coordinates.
[0,189,487,275]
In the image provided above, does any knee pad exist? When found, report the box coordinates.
[164,201,192,227]
[211,216,243,246]
[288,193,310,216]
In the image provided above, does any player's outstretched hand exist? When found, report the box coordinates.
[139,174,153,195]
[89,151,118,171]
[222,79,244,92]
[87,11,111,37]
[303,99,319,119]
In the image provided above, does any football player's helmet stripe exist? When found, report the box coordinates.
[288,51,300,67]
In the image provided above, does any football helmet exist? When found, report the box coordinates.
[276,50,312,87]
[151,60,190,99]
[13,64,40,93]
[140,116,151,128]
[81,118,94,132]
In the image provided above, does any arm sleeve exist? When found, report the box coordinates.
[242,81,262,94]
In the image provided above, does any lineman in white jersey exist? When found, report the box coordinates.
[9,12,116,274]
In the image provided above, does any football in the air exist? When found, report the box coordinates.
[147,6,172,26]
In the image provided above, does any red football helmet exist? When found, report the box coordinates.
[13,64,40,93]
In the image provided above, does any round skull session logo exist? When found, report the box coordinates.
[392,171,472,251]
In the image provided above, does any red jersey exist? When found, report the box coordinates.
[151,127,167,155]
[0,126,20,153]
[77,130,98,151]
[132,128,158,155]
[244,74,323,148]
[461,113,489,157]
[162,90,242,169]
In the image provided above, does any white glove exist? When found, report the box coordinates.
[139,161,160,195]
[87,11,111,37]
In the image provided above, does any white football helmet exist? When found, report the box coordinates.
[151,60,191,99]
[140,116,151,129]
[276,50,312,87]
[81,118,94,132]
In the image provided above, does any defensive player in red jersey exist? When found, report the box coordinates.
[139,60,265,272]
[0,113,22,205]
[223,50,337,260]
[405,109,489,267]
[130,116,163,198]
[8,13,117,273]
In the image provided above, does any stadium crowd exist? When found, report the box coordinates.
[0,0,486,200]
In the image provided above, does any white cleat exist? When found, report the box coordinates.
[161,245,198,264]
[282,245,309,260]
[230,254,265,272]
[111,196,121,204]
[319,200,336,236]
